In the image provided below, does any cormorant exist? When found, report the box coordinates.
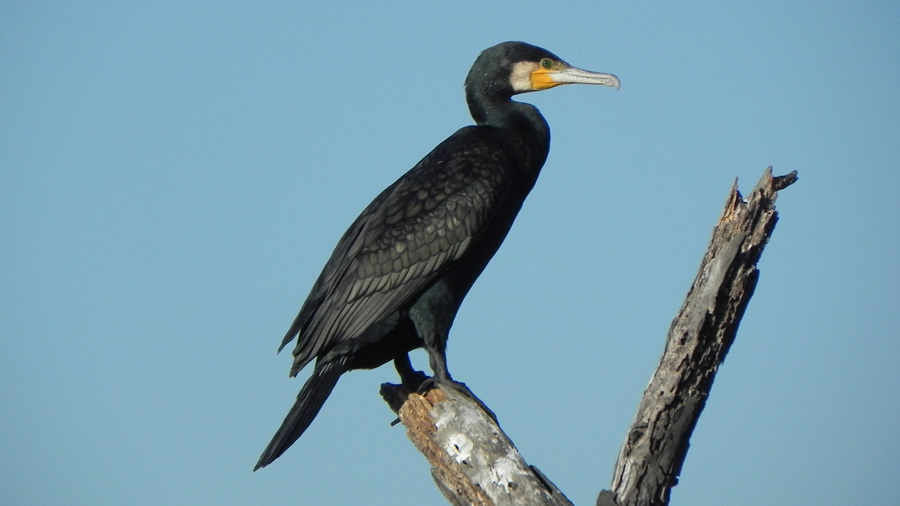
[255,41,619,470]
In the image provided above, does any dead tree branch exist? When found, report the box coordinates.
[601,166,798,506]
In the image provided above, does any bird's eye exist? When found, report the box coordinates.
[540,58,553,69]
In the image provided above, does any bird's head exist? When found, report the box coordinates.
[465,41,620,100]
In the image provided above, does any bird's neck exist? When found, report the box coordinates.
[467,93,551,178]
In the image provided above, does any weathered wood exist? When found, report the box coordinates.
[380,384,573,506]
[602,167,798,506]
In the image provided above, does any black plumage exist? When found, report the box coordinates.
[255,41,619,470]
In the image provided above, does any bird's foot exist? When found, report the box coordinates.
[401,368,430,392]
[380,367,432,421]
[417,377,498,424]
[381,380,422,417]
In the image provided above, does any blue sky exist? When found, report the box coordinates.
[2,1,897,505]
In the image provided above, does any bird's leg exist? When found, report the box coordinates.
[408,284,497,421]
[394,353,428,391]
[380,353,430,421]
[421,344,498,423]
[426,340,452,382]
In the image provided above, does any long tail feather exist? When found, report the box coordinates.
[254,356,350,470]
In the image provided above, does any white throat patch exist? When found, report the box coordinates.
[509,61,538,92]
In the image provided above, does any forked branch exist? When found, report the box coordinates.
[383,167,798,506]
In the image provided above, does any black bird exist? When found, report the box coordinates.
[255,41,619,470]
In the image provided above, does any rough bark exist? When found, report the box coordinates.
[601,167,797,506]
[382,167,798,506]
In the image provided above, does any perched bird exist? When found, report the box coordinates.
[255,41,619,470]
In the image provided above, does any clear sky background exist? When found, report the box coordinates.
[2,2,897,505]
